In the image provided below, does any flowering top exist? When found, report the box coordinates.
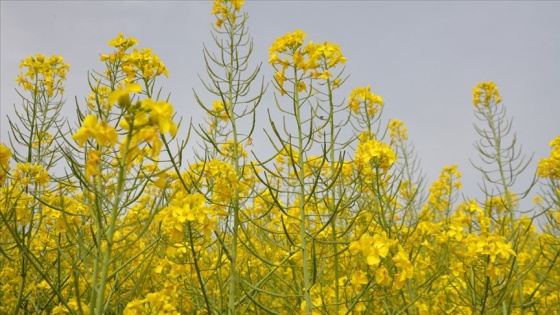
[472,81,501,108]
[269,30,346,95]
[211,0,244,28]
[0,143,12,185]
[269,31,346,72]
[109,33,138,51]
[537,136,560,180]
[72,115,118,148]
[16,54,70,97]
[303,41,346,69]
[348,86,384,116]
[100,34,168,81]
[355,135,397,173]
[269,30,307,57]
[388,119,408,141]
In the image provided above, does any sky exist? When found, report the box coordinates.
[1,1,559,209]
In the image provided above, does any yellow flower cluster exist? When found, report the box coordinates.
[269,29,307,56]
[124,289,180,315]
[86,84,112,111]
[122,47,169,80]
[537,136,560,180]
[100,33,138,62]
[348,85,384,116]
[72,114,118,148]
[16,53,69,97]
[108,83,177,144]
[101,34,168,81]
[220,139,248,159]
[303,41,347,78]
[349,232,395,266]
[269,30,346,94]
[156,192,214,241]
[211,0,244,28]
[210,99,230,122]
[349,233,413,290]
[355,136,397,173]
[388,119,408,141]
[0,143,12,185]
[51,298,90,315]
[422,164,462,217]
[484,190,518,215]
[12,162,50,187]
[472,81,501,108]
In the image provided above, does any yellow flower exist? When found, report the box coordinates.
[348,85,384,115]
[141,99,178,137]
[108,82,142,108]
[95,121,119,148]
[72,115,118,147]
[120,111,149,131]
[269,30,307,57]
[421,164,462,216]
[0,143,12,167]
[211,99,230,121]
[537,136,560,180]
[231,0,244,11]
[303,41,346,70]
[17,54,69,96]
[108,33,138,50]
[211,0,243,28]
[375,265,391,286]
[350,270,369,287]
[355,138,397,172]
[297,80,307,92]
[85,149,102,179]
[388,119,408,141]
[392,245,413,282]
[349,232,394,266]
[51,305,67,315]
[72,115,99,147]
[472,81,501,108]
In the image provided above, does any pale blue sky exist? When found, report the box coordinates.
[2,1,559,207]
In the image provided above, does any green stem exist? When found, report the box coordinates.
[93,133,132,314]
[292,67,312,314]
[226,14,241,315]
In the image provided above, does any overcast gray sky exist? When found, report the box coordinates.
[2,1,559,207]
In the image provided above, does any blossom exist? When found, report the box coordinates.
[375,265,391,286]
[108,33,138,51]
[122,48,169,80]
[108,82,142,109]
[72,115,99,147]
[349,232,395,266]
[422,164,462,217]
[141,98,178,137]
[348,85,384,116]
[537,136,560,180]
[72,114,118,148]
[388,119,408,141]
[269,30,307,57]
[85,149,102,179]
[472,81,501,108]
[212,0,244,28]
[0,143,13,185]
[303,41,346,70]
[16,54,69,97]
[355,137,397,172]
[0,143,12,167]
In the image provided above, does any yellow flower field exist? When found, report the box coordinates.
[1,1,559,314]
